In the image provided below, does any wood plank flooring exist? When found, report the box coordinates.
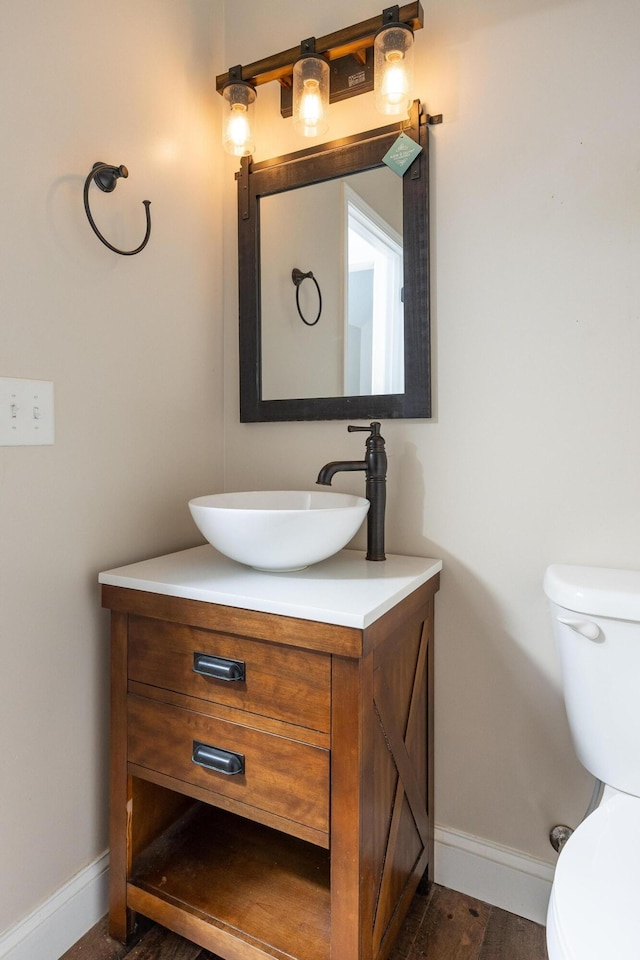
[61,884,548,960]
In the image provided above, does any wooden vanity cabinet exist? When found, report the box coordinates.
[103,570,439,960]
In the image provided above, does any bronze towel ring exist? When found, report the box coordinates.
[291,268,322,326]
[83,162,151,256]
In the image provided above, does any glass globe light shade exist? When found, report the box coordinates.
[223,81,256,157]
[293,55,330,138]
[374,23,414,117]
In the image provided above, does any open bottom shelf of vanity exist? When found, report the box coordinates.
[128,801,331,960]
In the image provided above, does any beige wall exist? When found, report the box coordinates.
[224,0,640,867]
[0,0,224,935]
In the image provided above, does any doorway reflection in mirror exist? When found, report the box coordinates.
[344,184,404,396]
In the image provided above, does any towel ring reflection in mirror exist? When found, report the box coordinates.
[292,267,322,326]
[83,162,151,256]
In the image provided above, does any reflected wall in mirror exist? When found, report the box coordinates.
[237,100,430,421]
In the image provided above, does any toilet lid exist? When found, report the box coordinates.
[551,791,640,959]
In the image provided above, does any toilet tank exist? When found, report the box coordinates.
[544,564,640,798]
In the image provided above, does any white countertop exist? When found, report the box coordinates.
[99,545,442,629]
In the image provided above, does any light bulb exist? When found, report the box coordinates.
[226,103,251,155]
[293,55,329,138]
[222,80,256,157]
[380,52,410,107]
[299,79,323,129]
[374,23,414,117]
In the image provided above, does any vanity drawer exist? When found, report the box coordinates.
[127,616,330,732]
[127,694,329,834]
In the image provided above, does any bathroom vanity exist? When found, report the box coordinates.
[100,545,441,960]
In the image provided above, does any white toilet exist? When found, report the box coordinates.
[544,564,640,959]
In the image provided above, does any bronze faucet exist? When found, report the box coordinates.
[316,422,387,561]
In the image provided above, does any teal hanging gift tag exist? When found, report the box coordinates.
[382,132,422,177]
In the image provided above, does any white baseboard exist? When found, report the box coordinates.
[434,824,555,926]
[0,852,109,960]
[0,828,553,958]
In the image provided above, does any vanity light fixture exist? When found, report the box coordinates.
[292,40,330,138]
[215,2,438,155]
[374,6,415,116]
[222,65,256,157]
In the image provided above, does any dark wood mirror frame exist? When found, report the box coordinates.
[237,100,431,422]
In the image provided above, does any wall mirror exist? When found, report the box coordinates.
[237,100,431,422]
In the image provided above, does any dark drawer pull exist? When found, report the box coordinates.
[192,741,245,776]
[193,652,245,682]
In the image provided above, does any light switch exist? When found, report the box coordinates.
[0,378,55,446]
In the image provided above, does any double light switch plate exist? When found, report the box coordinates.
[0,377,55,445]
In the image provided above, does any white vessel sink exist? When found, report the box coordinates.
[189,490,369,572]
